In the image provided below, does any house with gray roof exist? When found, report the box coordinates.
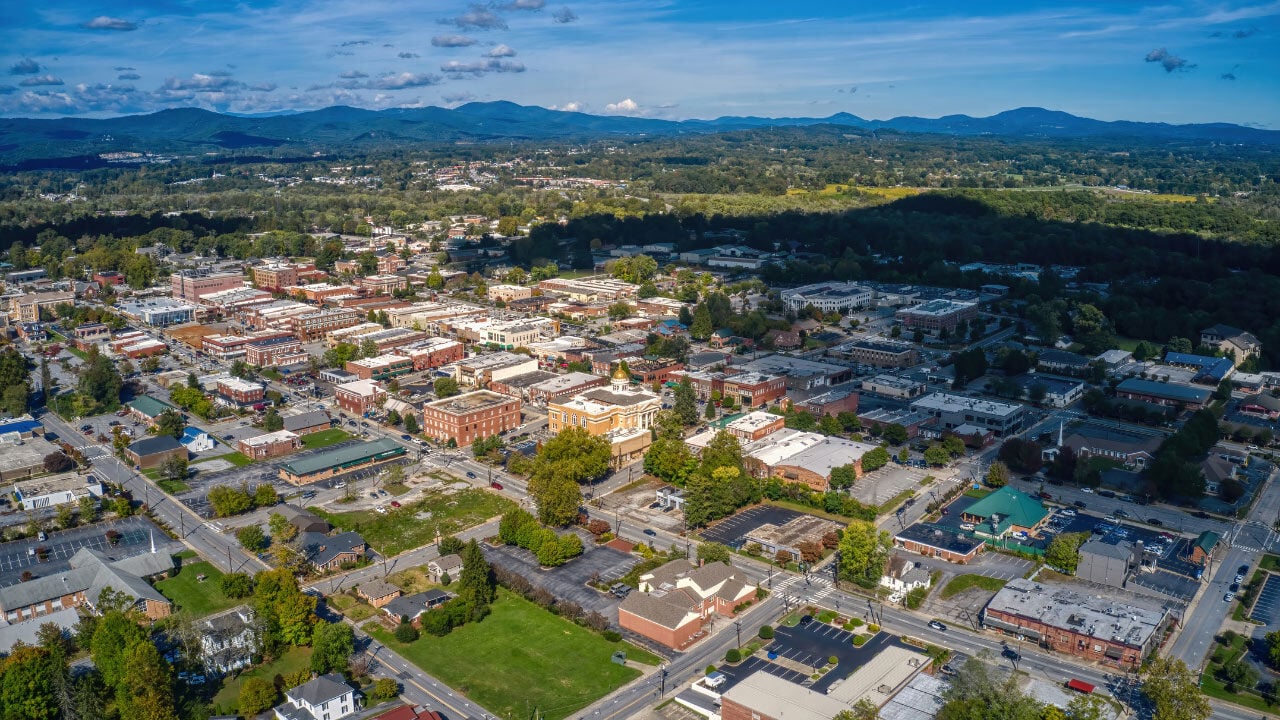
[383,590,453,626]
[297,531,366,572]
[0,546,174,623]
[275,673,359,720]
[199,605,259,676]
[283,409,333,436]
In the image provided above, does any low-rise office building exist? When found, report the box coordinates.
[13,473,103,510]
[893,523,985,563]
[1115,378,1211,410]
[126,435,187,470]
[392,337,465,370]
[618,559,757,650]
[837,338,920,368]
[895,299,978,335]
[911,392,1028,437]
[278,438,405,484]
[345,354,414,381]
[421,390,521,447]
[861,374,927,400]
[238,430,303,460]
[0,547,175,623]
[216,377,266,405]
[334,379,387,416]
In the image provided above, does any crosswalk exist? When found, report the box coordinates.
[82,444,109,460]
[770,573,840,603]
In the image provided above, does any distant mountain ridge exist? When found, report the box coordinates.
[1,102,1276,166]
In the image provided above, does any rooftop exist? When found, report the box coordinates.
[1115,378,1212,403]
[14,472,99,498]
[984,578,1169,649]
[894,523,985,555]
[425,389,516,414]
[129,395,176,417]
[961,486,1047,529]
[898,298,977,316]
[912,392,1024,418]
[280,438,403,477]
[239,430,299,448]
[128,435,184,457]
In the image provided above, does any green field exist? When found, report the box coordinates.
[154,559,241,616]
[311,487,516,556]
[211,646,312,715]
[366,590,659,720]
[156,478,190,494]
[192,452,252,467]
[940,574,1008,599]
[300,428,353,449]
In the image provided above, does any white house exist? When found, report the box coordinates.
[199,605,259,676]
[880,555,932,594]
[181,427,216,452]
[274,673,359,720]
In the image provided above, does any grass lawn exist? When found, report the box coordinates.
[383,481,410,496]
[157,478,190,494]
[154,560,241,616]
[940,574,1008,599]
[301,428,353,450]
[1201,633,1272,713]
[963,487,993,499]
[1259,555,1280,572]
[310,487,516,556]
[193,452,252,467]
[877,489,916,515]
[367,589,657,720]
[212,646,313,715]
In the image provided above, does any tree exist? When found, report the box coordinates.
[882,423,909,445]
[1043,533,1087,574]
[116,638,178,720]
[360,338,379,359]
[528,427,609,526]
[78,493,99,523]
[237,525,267,552]
[238,677,278,717]
[263,408,284,431]
[90,611,149,689]
[644,434,698,485]
[370,677,401,702]
[434,377,460,398]
[42,451,75,473]
[1,384,28,418]
[837,519,889,588]
[698,542,732,565]
[0,645,61,720]
[924,444,951,467]
[830,464,859,490]
[187,372,200,389]
[56,503,76,529]
[404,413,420,434]
[608,302,633,320]
[456,539,496,618]
[78,348,123,411]
[861,447,890,473]
[836,699,881,720]
[269,512,299,543]
[690,303,714,340]
[154,410,185,439]
[160,454,188,483]
[220,572,255,598]
[985,461,1010,488]
[1142,656,1210,720]
[310,620,355,675]
[673,380,698,426]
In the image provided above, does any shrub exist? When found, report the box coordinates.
[394,623,419,643]
[220,572,255,598]
[725,648,742,663]
[852,635,867,646]
[758,625,774,639]
[369,678,400,702]
[828,655,839,665]
[239,677,278,717]
[868,624,880,633]
[705,665,717,676]
[850,618,864,627]
[602,630,622,642]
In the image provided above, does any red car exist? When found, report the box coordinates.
[390,501,401,508]
[490,481,504,490]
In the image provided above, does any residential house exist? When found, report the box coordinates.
[880,555,933,594]
[427,554,463,584]
[199,606,259,676]
[274,673,360,720]
[278,504,331,534]
[298,531,366,572]
[1201,324,1262,359]
[383,590,453,627]
[356,580,402,609]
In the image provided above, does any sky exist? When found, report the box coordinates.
[1,1,1278,126]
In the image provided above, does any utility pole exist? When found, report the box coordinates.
[734,620,741,650]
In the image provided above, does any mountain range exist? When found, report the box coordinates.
[1,102,1276,167]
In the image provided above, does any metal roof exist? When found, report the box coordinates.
[279,438,404,477]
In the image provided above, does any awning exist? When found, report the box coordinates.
[1066,679,1095,694]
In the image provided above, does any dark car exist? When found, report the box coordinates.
[1113,509,1129,518]
[466,471,477,479]
[940,508,949,515]
[643,528,657,537]
[1002,648,1021,662]
[1074,500,1087,508]
[401,434,411,440]
[1231,583,1240,593]
[928,620,947,631]
[799,615,813,626]
[1147,518,1163,526]
[1193,511,1210,519]
[1240,565,1251,575]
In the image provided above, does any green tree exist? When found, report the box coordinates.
[1142,656,1210,720]
[434,377,460,398]
[882,423,908,445]
[160,454,188,483]
[673,380,699,425]
[830,464,859,489]
[837,519,889,588]
[861,447,890,473]
[360,338,379,359]
[263,408,284,431]
[527,427,610,525]
[0,645,61,720]
[79,493,99,523]
[268,512,299,543]
[644,434,698,485]
[78,347,123,411]
[237,525,267,552]
[404,413,420,434]
[55,503,76,529]
[153,410,185,439]
[90,611,149,689]
[456,539,496,617]
[924,444,951,467]
[208,485,253,517]
[698,542,732,565]
[985,461,1010,488]
[690,303,714,340]
[238,677,278,717]
[309,620,355,675]
[116,638,177,720]
[1043,533,1087,574]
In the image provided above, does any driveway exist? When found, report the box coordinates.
[482,533,636,619]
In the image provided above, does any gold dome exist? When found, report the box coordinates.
[612,365,630,381]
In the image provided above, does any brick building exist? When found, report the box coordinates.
[245,335,308,367]
[421,390,521,447]
[488,284,532,302]
[982,579,1172,669]
[171,269,245,301]
[252,262,323,292]
[334,379,387,416]
[836,338,920,368]
[617,559,757,650]
[216,377,266,405]
[393,338,465,371]
[894,299,978,335]
[125,435,187,470]
[345,354,414,381]
[238,430,303,460]
[893,523,985,563]
[290,308,363,340]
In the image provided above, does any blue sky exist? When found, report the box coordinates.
[2,1,1278,126]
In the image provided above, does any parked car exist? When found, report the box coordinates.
[643,528,657,537]
[1074,500,1087,508]
[1235,574,1245,584]
[401,434,412,440]
[959,523,975,531]
[928,620,948,631]
[799,615,813,626]
[1239,564,1251,575]
[390,501,401,508]
[1147,518,1163,526]
[369,492,378,499]
[490,481,503,490]
[1225,593,1236,602]
[1080,487,1093,494]
[1113,509,1129,518]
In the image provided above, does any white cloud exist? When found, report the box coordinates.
[368,72,442,89]
[81,16,138,31]
[441,59,526,75]
[487,44,517,58]
[339,70,369,79]
[442,6,508,31]
[19,75,64,87]
[552,101,585,112]
[502,0,546,9]
[432,34,479,47]
[604,98,640,113]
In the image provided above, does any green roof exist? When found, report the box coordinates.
[280,438,405,478]
[1194,530,1220,553]
[128,395,175,418]
[962,486,1047,529]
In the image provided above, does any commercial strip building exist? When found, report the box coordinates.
[535,276,639,302]
[450,352,539,389]
[290,308,363,340]
[677,370,787,409]
[13,472,103,510]
[1115,378,1212,410]
[835,338,921,368]
[345,354,414,381]
[421,390,521,447]
[893,523,985,563]
[393,337,466,370]
[981,578,1174,669]
[117,298,201,326]
[278,438,406,484]
[862,374,927,400]
[910,392,1028,437]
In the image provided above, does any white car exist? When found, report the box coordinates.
[960,523,975,531]
[1080,487,1094,494]
[1059,508,1077,516]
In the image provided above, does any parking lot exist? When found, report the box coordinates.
[1250,574,1280,626]
[0,516,172,584]
[716,621,901,694]
[850,465,931,508]
[699,505,809,548]
[482,533,637,618]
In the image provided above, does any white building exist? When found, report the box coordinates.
[781,281,874,313]
[274,673,359,720]
[13,473,102,510]
[199,605,259,676]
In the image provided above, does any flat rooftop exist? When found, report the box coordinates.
[425,390,515,414]
[898,299,977,316]
[984,578,1168,649]
[912,392,1024,417]
[14,472,98,496]
[280,438,404,477]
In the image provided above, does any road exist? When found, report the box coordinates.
[37,410,267,575]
